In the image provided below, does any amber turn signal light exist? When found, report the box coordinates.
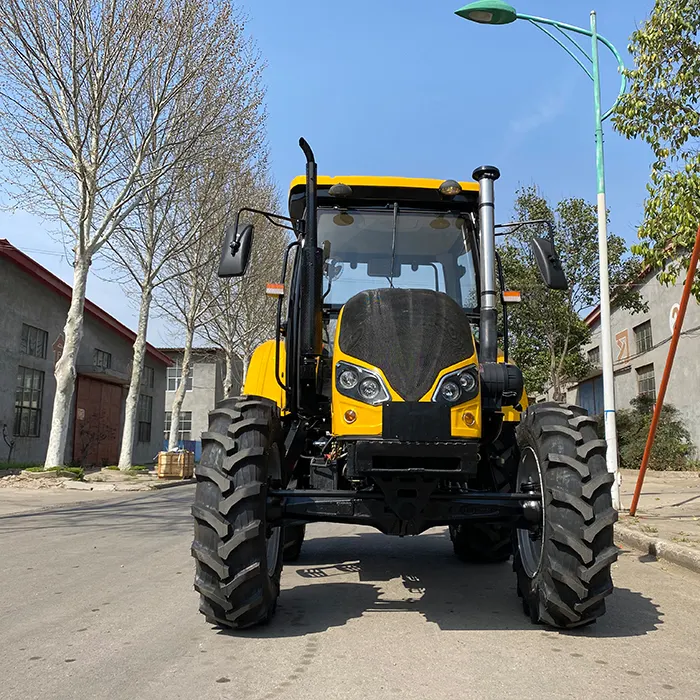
[461,411,476,426]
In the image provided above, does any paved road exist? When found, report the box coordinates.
[2,486,699,700]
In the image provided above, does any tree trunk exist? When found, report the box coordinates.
[168,329,194,452]
[241,352,250,388]
[117,284,153,469]
[223,349,235,398]
[44,256,90,468]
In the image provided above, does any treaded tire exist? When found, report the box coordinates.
[192,396,284,630]
[514,402,618,629]
[283,524,306,562]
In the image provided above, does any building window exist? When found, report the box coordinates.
[142,366,155,389]
[164,411,193,442]
[588,346,600,366]
[21,324,48,359]
[636,364,656,400]
[14,366,44,437]
[167,359,193,392]
[634,321,653,355]
[94,349,112,370]
[137,394,152,443]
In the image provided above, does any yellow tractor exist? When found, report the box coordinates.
[192,139,617,630]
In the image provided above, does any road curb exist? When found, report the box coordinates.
[151,478,196,490]
[615,522,700,575]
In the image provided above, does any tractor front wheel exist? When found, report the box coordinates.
[191,396,284,630]
[513,402,618,628]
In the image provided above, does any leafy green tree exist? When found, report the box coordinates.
[611,396,697,471]
[501,186,645,399]
[613,0,700,295]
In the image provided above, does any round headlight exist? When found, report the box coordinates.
[439,381,461,403]
[458,371,477,393]
[339,369,359,390]
[359,377,381,401]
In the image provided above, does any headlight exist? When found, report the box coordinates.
[335,361,390,406]
[439,381,461,403]
[339,369,359,390]
[432,365,479,405]
[458,370,477,393]
[359,378,381,401]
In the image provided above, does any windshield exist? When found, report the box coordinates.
[319,208,478,311]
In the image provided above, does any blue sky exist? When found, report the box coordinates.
[1,0,656,343]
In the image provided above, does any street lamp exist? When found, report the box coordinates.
[455,2,627,510]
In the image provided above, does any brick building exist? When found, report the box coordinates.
[567,269,700,449]
[0,240,170,466]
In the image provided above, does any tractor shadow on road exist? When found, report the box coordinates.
[239,529,663,640]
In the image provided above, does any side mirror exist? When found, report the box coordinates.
[218,224,254,278]
[530,237,568,290]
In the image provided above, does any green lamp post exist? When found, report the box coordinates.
[455,2,626,510]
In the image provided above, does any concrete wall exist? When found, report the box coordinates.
[162,350,241,455]
[0,258,167,465]
[570,271,700,449]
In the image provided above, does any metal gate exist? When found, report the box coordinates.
[73,376,123,467]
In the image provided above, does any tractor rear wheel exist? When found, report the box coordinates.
[449,424,516,564]
[283,524,306,562]
[513,402,618,628]
[449,522,511,563]
[191,396,284,630]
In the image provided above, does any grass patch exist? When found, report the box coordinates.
[0,462,42,471]
[23,466,85,480]
[128,465,149,473]
[103,465,120,471]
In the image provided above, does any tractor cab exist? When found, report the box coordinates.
[289,176,481,320]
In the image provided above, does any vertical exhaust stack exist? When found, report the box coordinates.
[298,138,323,411]
[473,165,501,364]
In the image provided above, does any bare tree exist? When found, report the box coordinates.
[0,0,253,467]
[106,8,265,469]
[199,173,289,394]
[155,174,227,452]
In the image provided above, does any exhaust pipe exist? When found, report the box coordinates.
[473,165,501,364]
[298,138,323,411]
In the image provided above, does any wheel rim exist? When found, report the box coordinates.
[516,446,545,579]
[266,443,282,577]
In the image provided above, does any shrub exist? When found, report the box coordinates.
[612,396,698,471]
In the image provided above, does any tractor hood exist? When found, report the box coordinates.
[337,288,475,401]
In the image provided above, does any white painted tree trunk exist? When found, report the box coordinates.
[223,349,235,398]
[168,330,194,452]
[241,353,250,389]
[118,285,153,469]
[44,257,90,468]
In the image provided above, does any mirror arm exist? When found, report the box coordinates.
[495,250,509,364]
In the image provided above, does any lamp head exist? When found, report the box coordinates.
[455,1,517,25]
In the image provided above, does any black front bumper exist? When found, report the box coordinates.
[346,439,480,478]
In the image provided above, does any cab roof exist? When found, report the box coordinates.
[288,175,479,222]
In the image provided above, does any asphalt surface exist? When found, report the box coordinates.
[2,486,699,700]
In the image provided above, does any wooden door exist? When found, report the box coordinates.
[73,376,123,466]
